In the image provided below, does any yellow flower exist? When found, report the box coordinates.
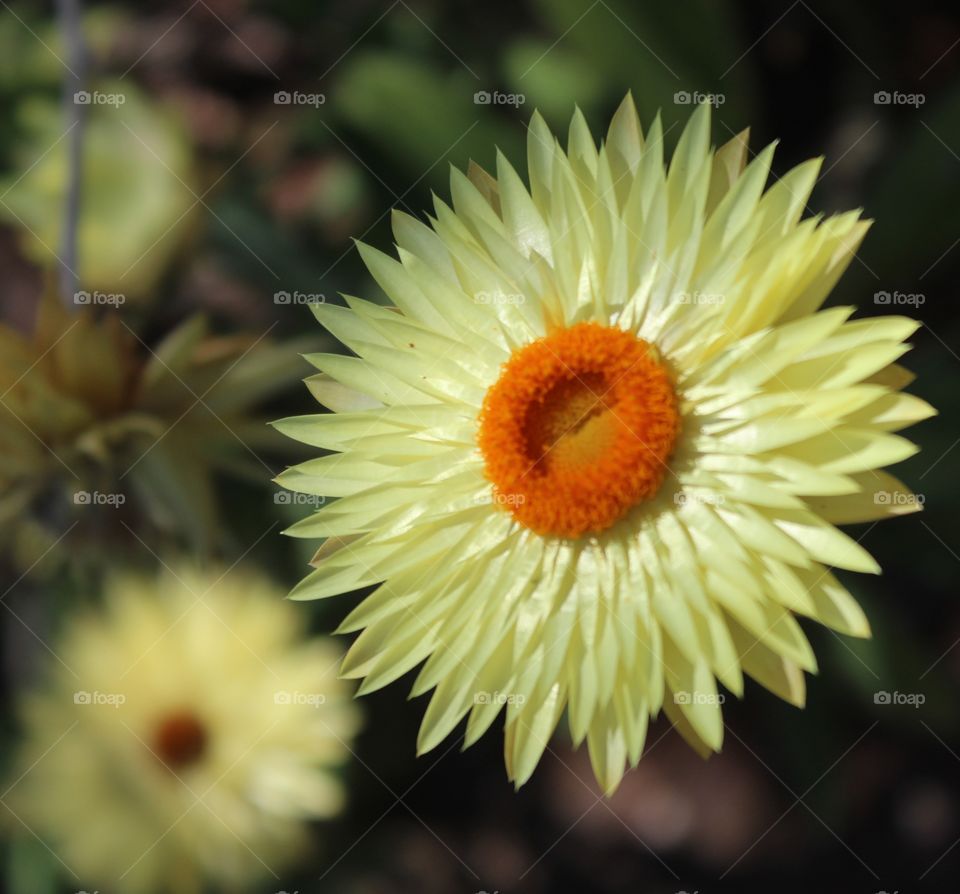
[0,287,309,572]
[275,97,934,793]
[7,565,359,893]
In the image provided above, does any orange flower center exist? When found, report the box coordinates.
[478,322,680,538]
[152,709,208,770]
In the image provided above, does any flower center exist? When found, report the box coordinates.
[152,709,208,770]
[478,322,679,538]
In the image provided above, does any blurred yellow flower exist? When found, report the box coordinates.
[276,97,934,793]
[7,565,359,894]
[0,287,310,572]
[0,81,198,298]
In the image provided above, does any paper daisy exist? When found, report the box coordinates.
[0,286,310,574]
[275,97,933,793]
[7,566,359,894]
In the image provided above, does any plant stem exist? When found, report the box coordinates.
[58,0,86,308]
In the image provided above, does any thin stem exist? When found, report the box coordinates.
[57,0,86,308]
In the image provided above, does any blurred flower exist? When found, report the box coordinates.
[0,81,196,298]
[276,97,934,793]
[0,287,310,573]
[6,564,359,894]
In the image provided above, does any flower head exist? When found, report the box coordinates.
[276,97,934,793]
[0,287,309,573]
[7,565,359,893]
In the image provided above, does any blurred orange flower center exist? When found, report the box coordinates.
[478,322,680,538]
[152,709,208,770]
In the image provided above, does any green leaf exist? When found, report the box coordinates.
[527,0,753,133]
[335,51,524,182]
[4,836,60,894]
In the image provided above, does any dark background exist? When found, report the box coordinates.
[1,1,959,892]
